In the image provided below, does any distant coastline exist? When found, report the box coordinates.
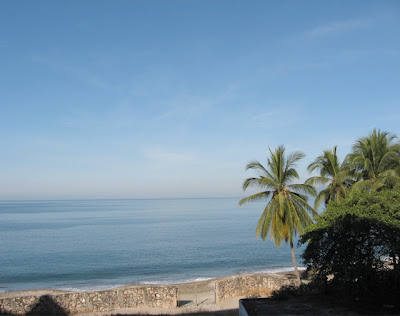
[0,196,245,202]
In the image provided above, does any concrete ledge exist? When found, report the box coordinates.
[239,296,357,315]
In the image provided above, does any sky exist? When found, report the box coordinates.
[0,0,399,200]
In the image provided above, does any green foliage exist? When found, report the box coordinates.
[239,146,317,284]
[300,188,400,298]
[346,129,400,191]
[306,146,355,210]
[270,283,319,300]
[270,285,300,300]
[239,146,317,245]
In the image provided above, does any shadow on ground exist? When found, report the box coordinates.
[0,294,238,316]
[1,294,68,315]
[113,310,238,316]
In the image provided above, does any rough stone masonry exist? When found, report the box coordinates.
[0,285,178,315]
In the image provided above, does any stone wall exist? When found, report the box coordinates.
[0,273,297,314]
[215,273,296,303]
[0,285,178,315]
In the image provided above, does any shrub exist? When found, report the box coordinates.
[300,188,400,301]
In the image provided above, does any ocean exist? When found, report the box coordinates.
[0,198,305,293]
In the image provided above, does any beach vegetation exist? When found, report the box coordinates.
[239,145,317,285]
[300,188,400,305]
[305,146,355,211]
[346,129,400,192]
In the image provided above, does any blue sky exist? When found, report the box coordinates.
[1,0,399,200]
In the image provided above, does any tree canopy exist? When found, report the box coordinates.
[240,128,400,294]
[306,146,354,210]
[300,188,400,297]
[239,145,316,284]
[346,129,400,192]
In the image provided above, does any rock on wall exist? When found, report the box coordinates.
[215,274,296,303]
[0,285,178,315]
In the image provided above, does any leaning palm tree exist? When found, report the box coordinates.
[306,146,355,211]
[238,146,317,285]
[346,129,400,192]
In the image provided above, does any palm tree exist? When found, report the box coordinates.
[238,146,317,285]
[346,129,400,192]
[306,146,355,211]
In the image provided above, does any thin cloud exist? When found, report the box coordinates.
[251,111,275,122]
[152,84,238,123]
[143,148,196,164]
[248,102,303,129]
[302,18,374,38]
[277,49,397,72]
[60,109,139,130]
[285,18,375,43]
[32,56,111,89]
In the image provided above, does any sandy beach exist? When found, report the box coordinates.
[0,272,299,316]
[78,297,241,316]
[75,278,249,316]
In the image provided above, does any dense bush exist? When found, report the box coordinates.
[300,188,400,301]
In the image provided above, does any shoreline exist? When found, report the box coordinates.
[0,267,303,296]
[0,271,299,299]
[0,272,301,316]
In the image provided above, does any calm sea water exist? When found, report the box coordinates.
[0,198,304,293]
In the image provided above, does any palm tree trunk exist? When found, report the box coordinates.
[290,240,301,286]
